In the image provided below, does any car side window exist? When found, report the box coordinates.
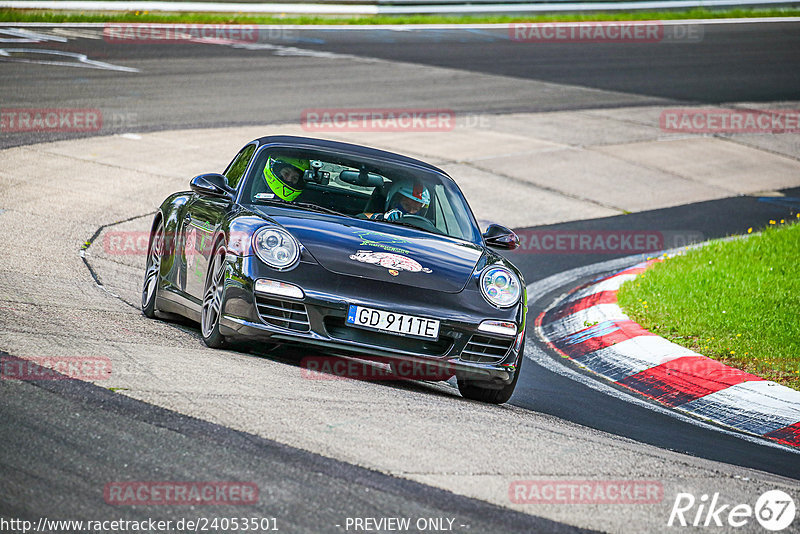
[434,185,462,239]
[224,144,256,189]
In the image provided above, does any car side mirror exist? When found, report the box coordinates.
[483,224,520,250]
[190,173,233,198]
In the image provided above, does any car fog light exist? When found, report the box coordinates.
[478,320,517,337]
[254,279,304,299]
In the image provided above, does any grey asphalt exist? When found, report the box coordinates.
[1,352,584,533]
[6,20,800,149]
[0,28,668,149]
[512,192,800,478]
[1,21,800,534]
[508,191,800,478]
[293,22,800,103]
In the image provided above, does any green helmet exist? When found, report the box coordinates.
[263,155,310,201]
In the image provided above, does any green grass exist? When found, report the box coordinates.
[1,7,799,25]
[618,218,800,390]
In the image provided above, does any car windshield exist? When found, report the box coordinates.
[240,146,482,243]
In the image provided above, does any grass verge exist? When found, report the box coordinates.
[617,218,800,391]
[1,7,799,25]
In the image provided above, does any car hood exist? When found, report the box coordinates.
[265,210,484,293]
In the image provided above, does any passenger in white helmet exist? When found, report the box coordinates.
[365,181,430,222]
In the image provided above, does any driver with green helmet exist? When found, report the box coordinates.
[263,155,310,201]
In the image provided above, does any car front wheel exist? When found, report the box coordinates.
[457,349,523,404]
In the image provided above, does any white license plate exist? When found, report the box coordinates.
[346,305,440,340]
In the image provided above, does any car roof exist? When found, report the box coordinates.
[254,135,450,178]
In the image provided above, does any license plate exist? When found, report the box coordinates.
[346,305,440,340]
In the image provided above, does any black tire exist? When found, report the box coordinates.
[201,239,227,348]
[458,347,524,404]
[141,219,164,318]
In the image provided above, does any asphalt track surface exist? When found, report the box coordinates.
[2,20,800,533]
[2,21,799,149]
[517,190,800,477]
[1,352,581,533]
[292,22,800,103]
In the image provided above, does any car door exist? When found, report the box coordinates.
[181,143,256,301]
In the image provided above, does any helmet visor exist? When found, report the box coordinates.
[389,181,430,215]
[270,159,304,187]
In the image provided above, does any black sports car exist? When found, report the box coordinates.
[142,136,526,403]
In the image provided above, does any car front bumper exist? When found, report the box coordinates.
[218,255,526,386]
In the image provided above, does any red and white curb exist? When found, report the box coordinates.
[535,259,800,449]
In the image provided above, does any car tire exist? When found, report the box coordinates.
[201,239,228,348]
[457,346,523,404]
[141,219,164,318]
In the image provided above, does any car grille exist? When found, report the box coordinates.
[323,317,452,357]
[460,334,514,363]
[255,295,310,332]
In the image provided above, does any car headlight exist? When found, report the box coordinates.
[253,227,299,269]
[480,265,521,308]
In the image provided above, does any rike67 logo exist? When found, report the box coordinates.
[668,490,795,531]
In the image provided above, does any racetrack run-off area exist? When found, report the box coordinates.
[537,259,800,448]
[1,20,800,533]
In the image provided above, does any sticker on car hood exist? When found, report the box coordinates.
[349,250,432,274]
[354,230,411,255]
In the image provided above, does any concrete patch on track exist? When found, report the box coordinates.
[2,107,800,532]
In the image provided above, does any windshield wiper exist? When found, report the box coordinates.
[375,219,445,236]
[254,197,349,218]
[292,202,349,217]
